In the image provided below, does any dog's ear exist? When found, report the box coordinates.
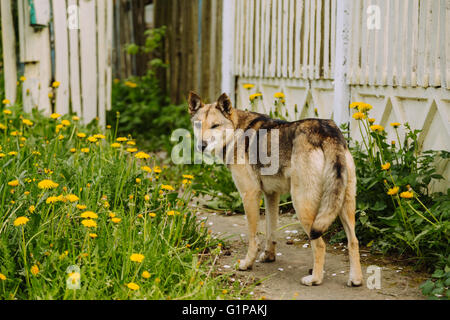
[216,93,232,116]
[188,91,203,115]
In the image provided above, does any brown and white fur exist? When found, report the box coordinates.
[188,91,363,287]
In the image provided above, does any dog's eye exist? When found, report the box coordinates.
[211,124,220,129]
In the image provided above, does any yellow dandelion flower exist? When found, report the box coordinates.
[8,180,19,187]
[167,210,179,216]
[87,136,98,143]
[135,152,150,159]
[274,92,285,99]
[50,113,61,119]
[38,179,59,189]
[182,174,194,180]
[130,254,145,263]
[390,122,401,128]
[111,217,121,224]
[352,112,366,120]
[0,273,6,281]
[31,265,39,276]
[153,166,162,173]
[81,219,97,228]
[22,119,33,126]
[368,118,376,124]
[161,185,174,191]
[249,93,263,101]
[142,271,151,279]
[8,151,17,156]
[127,148,138,153]
[381,163,391,170]
[20,76,26,82]
[72,116,80,121]
[111,143,121,148]
[52,81,61,88]
[76,204,87,210]
[29,205,36,213]
[127,141,136,146]
[61,120,71,126]
[243,83,255,90]
[149,213,156,218]
[89,233,98,239]
[81,148,89,153]
[70,148,76,153]
[370,125,384,132]
[400,191,413,199]
[127,282,139,290]
[116,137,128,142]
[14,216,30,226]
[144,195,150,201]
[387,186,399,195]
[81,211,98,219]
[141,166,152,173]
[46,196,60,204]
[135,178,141,184]
[358,103,373,112]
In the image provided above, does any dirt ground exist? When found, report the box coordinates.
[198,210,427,300]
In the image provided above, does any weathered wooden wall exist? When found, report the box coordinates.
[154,0,223,104]
[1,0,113,125]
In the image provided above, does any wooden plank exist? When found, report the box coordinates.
[368,0,378,86]
[52,0,70,115]
[270,0,277,77]
[68,0,82,116]
[255,0,261,77]
[386,0,395,86]
[308,0,315,79]
[106,0,113,111]
[0,0,18,104]
[276,0,282,77]
[330,0,336,78]
[209,0,218,99]
[18,0,25,62]
[349,0,361,84]
[442,0,449,89]
[263,0,271,77]
[429,0,440,87]
[417,0,428,87]
[238,0,245,75]
[323,0,330,79]
[400,0,409,86]
[79,0,98,123]
[282,0,289,78]
[315,0,322,79]
[302,0,310,78]
[97,0,107,126]
[294,0,303,78]
[410,0,420,87]
[287,0,295,78]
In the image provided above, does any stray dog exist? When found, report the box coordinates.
[188,91,363,286]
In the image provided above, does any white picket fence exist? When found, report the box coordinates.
[223,0,450,191]
[1,0,113,125]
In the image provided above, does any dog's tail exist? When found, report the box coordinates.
[309,143,348,240]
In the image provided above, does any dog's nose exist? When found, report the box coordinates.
[201,141,207,152]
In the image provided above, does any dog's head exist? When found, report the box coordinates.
[188,92,235,152]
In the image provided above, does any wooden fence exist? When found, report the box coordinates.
[154,0,223,104]
[1,0,113,125]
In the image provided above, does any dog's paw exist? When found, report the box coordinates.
[301,275,323,286]
[238,259,253,271]
[347,277,363,287]
[259,250,276,263]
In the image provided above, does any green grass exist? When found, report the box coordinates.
[0,103,249,300]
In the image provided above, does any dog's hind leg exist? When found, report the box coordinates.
[291,146,325,285]
[259,192,280,262]
[339,152,363,286]
[238,189,262,270]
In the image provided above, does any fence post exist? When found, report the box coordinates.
[221,0,236,106]
[0,0,18,104]
[333,0,351,126]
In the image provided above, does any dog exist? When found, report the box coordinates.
[188,91,363,286]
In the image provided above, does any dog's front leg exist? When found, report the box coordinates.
[239,190,261,271]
